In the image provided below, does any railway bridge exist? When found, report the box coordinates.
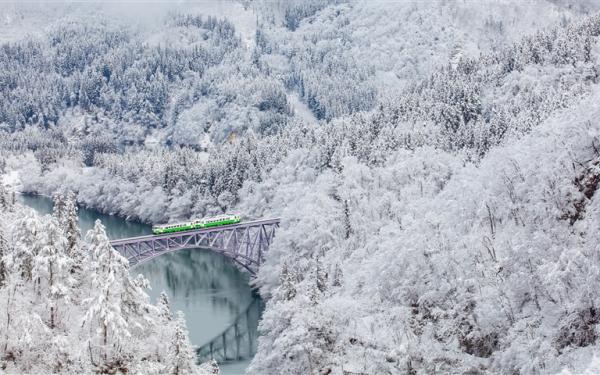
[109,218,280,275]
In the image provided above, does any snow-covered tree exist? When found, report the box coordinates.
[167,311,197,375]
[32,218,73,329]
[0,182,10,211]
[83,219,132,371]
[52,191,66,225]
[63,192,82,277]
[0,223,7,287]
[157,291,173,323]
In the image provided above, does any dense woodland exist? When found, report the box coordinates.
[3,0,600,374]
[0,13,292,145]
[0,191,218,374]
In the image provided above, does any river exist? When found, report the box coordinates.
[18,194,259,375]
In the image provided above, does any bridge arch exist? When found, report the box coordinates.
[110,218,280,275]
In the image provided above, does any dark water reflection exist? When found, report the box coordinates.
[136,249,256,343]
[19,194,259,374]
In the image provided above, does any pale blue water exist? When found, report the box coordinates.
[19,194,257,374]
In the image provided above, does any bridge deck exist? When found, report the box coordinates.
[109,218,281,273]
[109,218,280,245]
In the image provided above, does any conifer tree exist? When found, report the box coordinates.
[52,191,66,225]
[279,262,297,301]
[0,183,7,211]
[167,312,196,375]
[84,220,130,368]
[198,359,220,374]
[64,192,81,260]
[0,224,7,287]
[157,291,173,323]
[33,218,71,329]
[12,213,46,282]
[315,254,327,294]
[9,191,15,212]
[332,263,343,288]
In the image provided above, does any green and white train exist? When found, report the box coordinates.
[152,214,241,235]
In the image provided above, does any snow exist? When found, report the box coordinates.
[3,1,600,374]
[143,0,257,51]
[246,80,600,374]
[0,198,218,374]
[1,170,21,192]
[287,90,318,125]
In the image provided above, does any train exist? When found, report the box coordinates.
[151,213,241,235]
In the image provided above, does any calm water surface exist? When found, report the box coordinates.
[19,194,259,374]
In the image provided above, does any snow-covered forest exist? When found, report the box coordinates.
[0,190,218,374]
[3,0,600,373]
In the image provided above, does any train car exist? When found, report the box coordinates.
[152,214,241,235]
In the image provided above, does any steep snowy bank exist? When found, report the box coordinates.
[246,86,600,374]
[3,1,600,374]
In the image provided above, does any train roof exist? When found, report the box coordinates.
[151,220,192,228]
[152,214,240,228]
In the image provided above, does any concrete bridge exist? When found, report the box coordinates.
[110,218,280,275]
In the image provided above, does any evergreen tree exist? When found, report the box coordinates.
[331,263,343,288]
[167,311,196,375]
[279,262,297,301]
[198,359,220,374]
[33,218,72,329]
[84,220,131,369]
[342,198,351,240]
[121,273,154,338]
[0,183,7,211]
[157,291,173,323]
[0,201,207,373]
[9,191,15,212]
[52,191,66,225]
[12,213,46,282]
[315,254,327,294]
[63,192,81,260]
[0,224,7,287]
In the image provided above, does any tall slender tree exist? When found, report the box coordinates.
[0,183,7,211]
[63,192,82,277]
[33,218,72,329]
[52,191,66,225]
[167,312,196,375]
[83,220,130,369]
[0,223,7,287]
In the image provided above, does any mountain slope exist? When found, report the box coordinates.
[247,68,600,375]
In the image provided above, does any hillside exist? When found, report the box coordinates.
[2,0,600,374]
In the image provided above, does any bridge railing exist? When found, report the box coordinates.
[110,218,280,274]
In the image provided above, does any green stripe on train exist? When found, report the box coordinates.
[152,218,240,235]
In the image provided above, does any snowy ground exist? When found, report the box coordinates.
[143,0,257,51]
[1,170,21,192]
[287,90,318,125]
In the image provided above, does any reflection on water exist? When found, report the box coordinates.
[136,249,256,343]
[18,193,149,239]
[18,194,260,375]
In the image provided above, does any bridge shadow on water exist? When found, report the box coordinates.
[195,296,264,364]
[135,247,263,365]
